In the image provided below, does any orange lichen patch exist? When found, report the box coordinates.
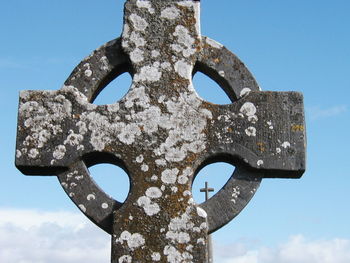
[257,142,266,152]
[165,192,188,216]
[213,58,220,64]
[185,152,200,165]
[291,124,304,132]
[194,39,202,52]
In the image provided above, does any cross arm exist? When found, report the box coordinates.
[205,91,306,178]
[15,87,124,175]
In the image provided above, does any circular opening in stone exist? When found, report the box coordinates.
[92,72,132,105]
[88,163,130,203]
[192,71,232,105]
[192,161,235,204]
[83,152,131,203]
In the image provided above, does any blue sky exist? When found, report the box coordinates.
[1,0,350,262]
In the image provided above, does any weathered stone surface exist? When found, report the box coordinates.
[15,0,306,262]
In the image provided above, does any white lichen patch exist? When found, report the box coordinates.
[161,7,180,20]
[166,231,190,244]
[240,102,257,117]
[245,126,256,137]
[248,115,258,123]
[166,212,194,245]
[183,190,191,197]
[281,141,291,148]
[64,130,83,147]
[78,112,114,150]
[154,92,212,163]
[16,150,22,158]
[87,194,96,201]
[151,252,161,261]
[136,154,144,163]
[151,175,158,181]
[136,0,154,14]
[84,69,92,77]
[133,106,162,134]
[161,168,179,184]
[155,159,167,166]
[124,85,150,109]
[197,238,205,245]
[28,148,39,159]
[240,88,251,97]
[118,255,132,263]
[117,123,141,145]
[129,32,146,47]
[267,121,274,129]
[84,63,93,77]
[141,164,149,172]
[186,245,194,252]
[231,186,241,204]
[53,145,66,160]
[151,50,160,58]
[19,89,76,157]
[130,48,144,63]
[161,62,171,71]
[145,187,162,199]
[102,203,109,209]
[257,160,264,167]
[174,60,191,79]
[99,56,109,71]
[116,231,145,251]
[134,63,162,83]
[177,167,192,185]
[196,207,207,218]
[164,245,193,263]
[75,175,83,180]
[129,14,148,31]
[171,25,196,58]
[137,196,160,216]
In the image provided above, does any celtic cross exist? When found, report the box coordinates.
[16,0,306,262]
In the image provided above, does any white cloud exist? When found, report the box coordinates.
[307,105,347,120]
[1,209,349,263]
[215,235,350,263]
[0,208,110,263]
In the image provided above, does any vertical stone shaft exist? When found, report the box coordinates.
[112,1,209,262]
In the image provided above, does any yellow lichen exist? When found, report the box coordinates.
[291,125,304,132]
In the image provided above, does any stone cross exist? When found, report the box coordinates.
[15,0,306,262]
[200,182,214,202]
[200,182,214,262]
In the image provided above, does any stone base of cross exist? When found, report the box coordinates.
[16,1,306,262]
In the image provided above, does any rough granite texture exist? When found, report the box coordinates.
[16,1,306,262]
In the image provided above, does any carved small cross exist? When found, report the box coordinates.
[16,1,306,262]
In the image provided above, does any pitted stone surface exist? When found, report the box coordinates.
[16,0,306,262]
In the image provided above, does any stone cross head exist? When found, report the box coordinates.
[16,0,306,262]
